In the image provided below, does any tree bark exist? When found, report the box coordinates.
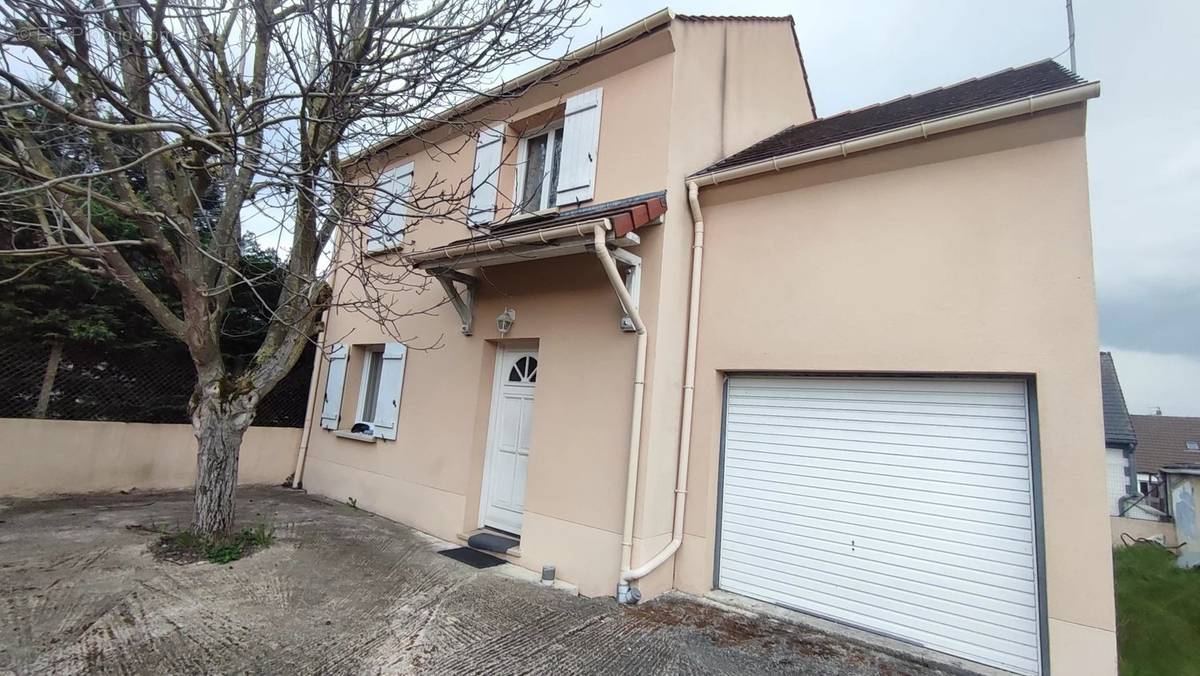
[191,377,256,536]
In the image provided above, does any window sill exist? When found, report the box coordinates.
[333,430,377,444]
[364,244,404,258]
[507,206,559,223]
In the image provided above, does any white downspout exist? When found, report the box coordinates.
[290,323,326,488]
[293,262,341,489]
[618,181,706,595]
[591,222,648,604]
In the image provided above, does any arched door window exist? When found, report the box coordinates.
[508,356,537,383]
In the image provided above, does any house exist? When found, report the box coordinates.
[1131,414,1200,491]
[1100,352,1137,515]
[296,10,1115,675]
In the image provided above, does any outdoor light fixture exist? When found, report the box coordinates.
[496,308,516,336]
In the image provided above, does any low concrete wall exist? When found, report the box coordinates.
[0,418,299,498]
[1110,516,1177,547]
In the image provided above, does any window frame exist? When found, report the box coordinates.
[354,345,386,430]
[514,119,565,214]
[368,161,414,253]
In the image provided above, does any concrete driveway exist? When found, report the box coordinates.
[0,487,957,675]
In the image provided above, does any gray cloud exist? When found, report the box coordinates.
[1100,282,1200,358]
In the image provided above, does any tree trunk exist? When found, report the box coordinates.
[191,382,257,536]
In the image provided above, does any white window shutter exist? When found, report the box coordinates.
[556,88,603,205]
[319,344,348,430]
[371,342,407,440]
[369,162,414,252]
[468,124,505,226]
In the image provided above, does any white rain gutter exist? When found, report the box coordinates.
[617,182,706,597]
[690,82,1100,187]
[408,218,616,269]
[591,222,649,604]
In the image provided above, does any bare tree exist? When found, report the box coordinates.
[0,0,588,535]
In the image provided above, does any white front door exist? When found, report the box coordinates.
[481,348,538,534]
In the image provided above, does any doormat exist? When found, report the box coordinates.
[438,547,506,569]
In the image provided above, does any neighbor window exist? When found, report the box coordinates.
[1138,473,1161,495]
[356,346,385,427]
[517,123,564,212]
[1187,440,1199,451]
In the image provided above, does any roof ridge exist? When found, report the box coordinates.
[796,59,1069,128]
[693,59,1089,177]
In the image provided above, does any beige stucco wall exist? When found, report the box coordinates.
[301,17,817,599]
[304,30,681,599]
[628,17,817,598]
[672,106,1117,674]
[0,418,298,497]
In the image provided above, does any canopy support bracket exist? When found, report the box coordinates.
[433,269,478,335]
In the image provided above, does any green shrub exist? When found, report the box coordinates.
[156,524,276,564]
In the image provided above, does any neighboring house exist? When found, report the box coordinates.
[1100,352,1138,515]
[1131,414,1200,493]
[297,10,1114,675]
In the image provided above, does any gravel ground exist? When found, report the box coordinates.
[0,487,960,675]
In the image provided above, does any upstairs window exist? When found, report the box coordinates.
[517,123,564,213]
[1187,440,1199,451]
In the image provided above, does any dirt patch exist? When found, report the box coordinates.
[628,597,777,646]
[149,524,276,564]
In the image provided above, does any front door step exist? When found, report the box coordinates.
[467,531,520,554]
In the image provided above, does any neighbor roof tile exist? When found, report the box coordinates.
[1132,415,1200,474]
[1100,352,1137,448]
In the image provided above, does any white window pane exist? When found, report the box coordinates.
[522,134,548,211]
[548,128,564,208]
[361,351,384,423]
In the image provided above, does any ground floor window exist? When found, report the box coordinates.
[356,346,385,427]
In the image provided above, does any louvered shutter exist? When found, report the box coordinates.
[556,88,603,205]
[319,344,348,430]
[369,162,414,252]
[371,342,407,440]
[468,124,505,226]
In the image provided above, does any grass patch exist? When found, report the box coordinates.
[1114,544,1200,675]
[154,524,275,564]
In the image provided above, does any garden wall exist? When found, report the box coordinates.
[1110,515,1178,547]
[0,418,299,497]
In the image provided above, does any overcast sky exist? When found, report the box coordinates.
[563,0,1198,415]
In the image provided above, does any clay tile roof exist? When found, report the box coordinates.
[695,59,1085,176]
[448,190,667,246]
[1100,352,1137,448]
[675,14,794,23]
[1131,415,1200,475]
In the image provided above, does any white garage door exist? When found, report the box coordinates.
[719,376,1042,675]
